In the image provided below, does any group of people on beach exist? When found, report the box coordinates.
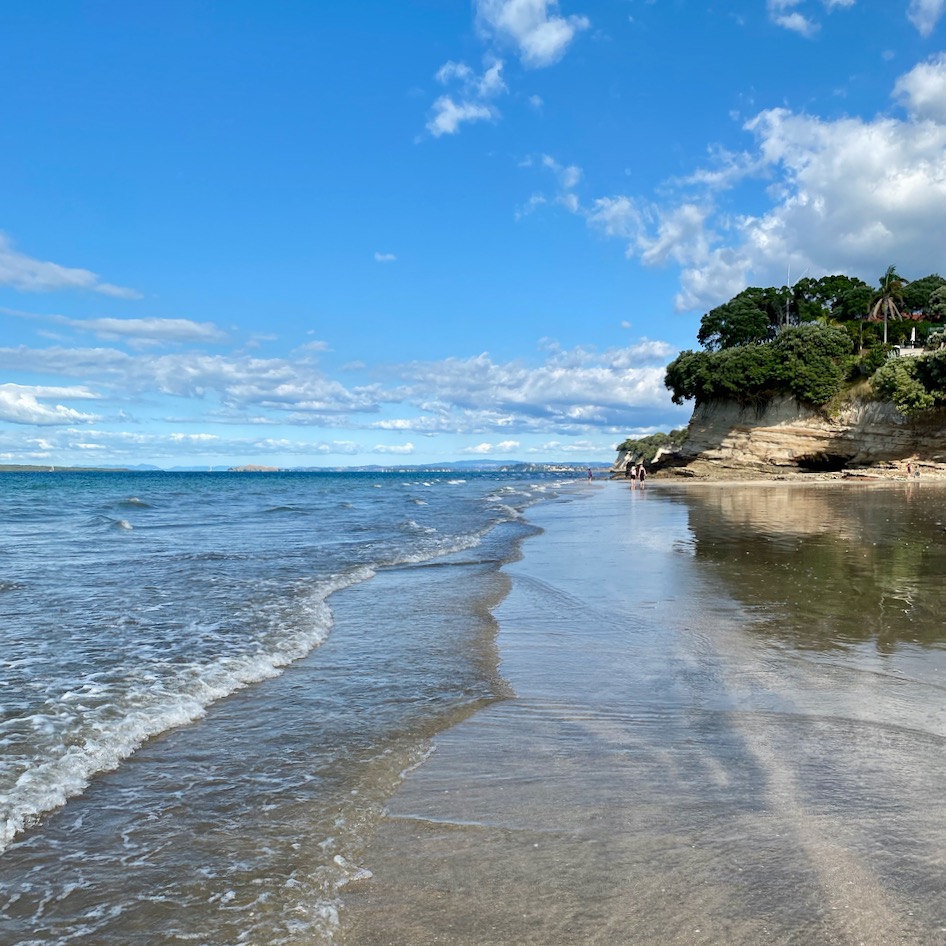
[623,460,646,486]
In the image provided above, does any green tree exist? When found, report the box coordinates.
[616,428,689,462]
[774,324,852,404]
[834,282,873,323]
[792,274,871,324]
[929,285,946,321]
[869,265,906,345]
[664,324,851,408]
[697,287,782,351]
[901,274,946,314]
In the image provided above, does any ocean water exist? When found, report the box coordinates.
[0,469,579,946]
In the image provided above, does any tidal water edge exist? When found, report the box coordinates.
[4,475,946,945]
[0,470,559,945]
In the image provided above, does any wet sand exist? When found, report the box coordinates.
[340,482,946,946]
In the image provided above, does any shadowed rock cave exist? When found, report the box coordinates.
[795,453,850,472]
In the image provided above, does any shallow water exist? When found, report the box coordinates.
[0,470,572,945]
[343,481,946,946]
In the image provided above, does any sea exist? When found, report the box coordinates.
[0,469,577,946]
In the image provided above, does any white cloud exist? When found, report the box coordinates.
[908,0,946,35]
[427,57,506,137]
[516,153,584,217]
[0,383,99,426]
[894,53,946,122]
[567,58,946,312]
[0,427,373,463]
[0,233,141,298]
[773,11,820,35]
[373,443,415,454]
[427,95,497,137]
[476,0,590,68]
[0,345,390,420]
[0,332,685,443]
[391,340,681,433]
[462,442,496,454]
[56,316,226,346]
[374,252,397,263]
[767,0,860,36]
[527,438,602,454]
[168,432,219,442]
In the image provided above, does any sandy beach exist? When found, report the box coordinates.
[341,480,946,946]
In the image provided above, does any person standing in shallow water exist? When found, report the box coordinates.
[638,463,647,486]
[587,468,593,481]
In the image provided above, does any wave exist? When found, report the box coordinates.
[83,515,135,531]
[0,476,572,854]
[115,497,153,509]
[0,565,376,855]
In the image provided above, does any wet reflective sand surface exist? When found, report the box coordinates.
[342,482,946,946]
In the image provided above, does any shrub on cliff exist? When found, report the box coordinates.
[874,349,946,414]
[665,325,852,408]
[616,428,688,461]
[873,359,937,414]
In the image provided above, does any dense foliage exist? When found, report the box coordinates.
[616,428,689,461]
[873,351,946,414]
[662,266,946,415]
[666,324,853,407]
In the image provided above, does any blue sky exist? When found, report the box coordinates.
[2,0,945,467]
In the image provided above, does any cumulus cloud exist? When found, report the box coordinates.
[374,252,397,262]
[460,439,521,454]
[893,53,946,122]
[0,234,141,298]
[427,2,585,137]
[388,340,682,434]
[549,57,946,312]
[427,98,496,136]
[427,58,506,137]
[0,345,390,421]
[372,443,415,454]
[476,0,590,68]
[773,10,820,36]
[0,331,685,448]
[0,383,99,425]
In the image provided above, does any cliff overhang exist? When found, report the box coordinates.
[631,396,946,477]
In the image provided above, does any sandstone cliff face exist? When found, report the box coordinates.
[672,396,946,470]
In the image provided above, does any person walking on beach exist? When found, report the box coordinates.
[638,463,647,486]
[587,468,593,482]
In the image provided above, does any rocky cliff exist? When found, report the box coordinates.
[627,396,946,475]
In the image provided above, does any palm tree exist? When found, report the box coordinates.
[869,265,906,345]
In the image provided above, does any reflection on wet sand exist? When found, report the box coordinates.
[674,482,946,653]
[342,483,946,946]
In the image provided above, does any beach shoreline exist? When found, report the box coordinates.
[641,458,946,483]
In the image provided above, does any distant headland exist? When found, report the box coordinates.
[614,269,946,480]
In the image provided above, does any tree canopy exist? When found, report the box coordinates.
[659,267,946,420]
[666,324,852,407]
